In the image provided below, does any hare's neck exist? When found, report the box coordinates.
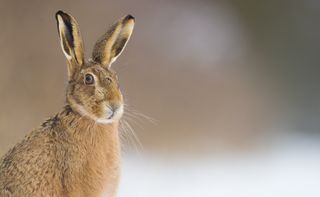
[57,105,121,194]
[57,105,120,162]
[58,105,120,142]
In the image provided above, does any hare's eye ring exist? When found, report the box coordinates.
[84,74,95,85]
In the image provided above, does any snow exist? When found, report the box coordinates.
[118,135,320,197]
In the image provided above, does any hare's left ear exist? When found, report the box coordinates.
[92,15,135,68]
[55,10,84,66]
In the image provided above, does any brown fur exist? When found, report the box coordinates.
[0,10,135,197]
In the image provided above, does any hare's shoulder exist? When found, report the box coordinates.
[4,115,66,156]
[0,115,70,195]
[0,116,67,172]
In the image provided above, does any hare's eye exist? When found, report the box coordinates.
[106,77,112,83]
[84,74,95,85]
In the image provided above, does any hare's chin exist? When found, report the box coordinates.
[96,118,114,124]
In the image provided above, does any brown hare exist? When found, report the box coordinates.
[0,10,134,197]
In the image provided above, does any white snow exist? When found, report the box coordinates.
[118,135,320,197]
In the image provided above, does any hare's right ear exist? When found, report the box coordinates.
[92,15,135,68]
[55,11,84,77]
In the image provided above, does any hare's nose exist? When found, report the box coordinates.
[109,104,117,112]
[106,104,121,119]
[109,104,124,119]
[111,104,122,114]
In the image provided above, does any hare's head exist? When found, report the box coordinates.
[55,11,134,124]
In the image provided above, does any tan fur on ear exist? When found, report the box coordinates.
[92,15,135,67]
[56,10,84,77]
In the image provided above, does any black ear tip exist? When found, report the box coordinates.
[55,10,71,21]
[56,10,65,17]
[125,14,135,21]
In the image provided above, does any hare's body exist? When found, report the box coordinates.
[0,10,135,197]
[0,106,120,197]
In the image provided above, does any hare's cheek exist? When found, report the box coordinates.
[119,91,123,102]
[91,103,104,117]
[95,87,106,101]
[112,90,123,104]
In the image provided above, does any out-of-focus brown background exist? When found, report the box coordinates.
[1,0,320,196]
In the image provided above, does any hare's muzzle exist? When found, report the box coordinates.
[106,104,124,120]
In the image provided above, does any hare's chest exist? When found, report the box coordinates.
[82,140,120,196]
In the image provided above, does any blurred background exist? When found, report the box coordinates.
[1,0,320,196]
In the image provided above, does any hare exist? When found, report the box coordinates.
[0,10,134,197]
